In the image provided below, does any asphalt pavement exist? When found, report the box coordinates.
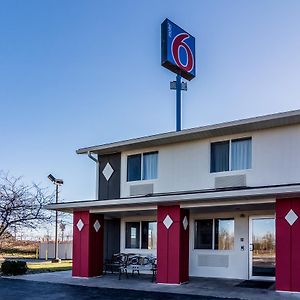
[0,278,240,300]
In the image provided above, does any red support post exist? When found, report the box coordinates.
[72,211,104,277]
[157,205,189,284]
[276,197,300,292]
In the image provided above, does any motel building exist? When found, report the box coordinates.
[47,109,300,293]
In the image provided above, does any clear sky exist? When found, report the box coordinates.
[1,0,300,203]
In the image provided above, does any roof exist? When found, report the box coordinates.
[76,109,300,155]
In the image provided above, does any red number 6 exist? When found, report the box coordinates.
[171,33,194,73]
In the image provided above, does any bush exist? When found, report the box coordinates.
[1,260,28,275]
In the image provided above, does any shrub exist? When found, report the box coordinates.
[1,260,28,275]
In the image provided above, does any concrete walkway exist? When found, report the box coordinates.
[5,271,300,300]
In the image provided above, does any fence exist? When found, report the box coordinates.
[39,241,72,260]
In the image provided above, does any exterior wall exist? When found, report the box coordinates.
[104,219,120,261]
[99,153,121,200]
[190,209,274,279]
[119,208,274,280]
[120,125,300,198]
[190,211,245,279]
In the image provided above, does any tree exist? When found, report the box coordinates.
[0,172,52,238]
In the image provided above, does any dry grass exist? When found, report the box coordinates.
[0,238,38,258]
[27,260,72,273]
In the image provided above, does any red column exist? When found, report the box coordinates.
[72,211,104,277]
[157,205,189,284]
[276,197,300,292]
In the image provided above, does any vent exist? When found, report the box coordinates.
[130,184,154,196]
[215,174,246,189]
[197,254,229,268]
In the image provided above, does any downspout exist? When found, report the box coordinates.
[88,151,99,200]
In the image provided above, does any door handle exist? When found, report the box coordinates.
[249,244,253,251]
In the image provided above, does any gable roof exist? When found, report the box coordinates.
[76,109,300,155]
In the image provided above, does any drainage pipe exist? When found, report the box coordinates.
[88,151,99,200]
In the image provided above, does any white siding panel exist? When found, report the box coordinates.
[120,125,300,198]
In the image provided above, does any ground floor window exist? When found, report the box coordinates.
[126,222,140,248]
[194,218,234,250]
[125,221,157,249]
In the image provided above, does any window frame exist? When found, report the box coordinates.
[210,137,252,173]
[127,151,158,182]
[124,220,157,250]
[125,222,141,249]
[194,218,235,251]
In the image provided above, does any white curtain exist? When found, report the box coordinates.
[231,138,252,170]
[143,152,158,180]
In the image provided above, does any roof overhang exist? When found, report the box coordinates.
[45,183,300,213]
[76,109,300,155]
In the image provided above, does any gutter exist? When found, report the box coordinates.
[88,151,99,200]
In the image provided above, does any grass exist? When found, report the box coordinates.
[0,239,38,259]
[26,260,72,274]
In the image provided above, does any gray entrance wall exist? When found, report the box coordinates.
[104,219,121,261]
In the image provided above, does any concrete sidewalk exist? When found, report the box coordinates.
[5,271,300,300]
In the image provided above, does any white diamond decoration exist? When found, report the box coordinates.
[93,220,101,232]
[183,216,188,230]
[102,162,114,181]
[76,219,84,231]
[285,209,298,226]
[163,215,173,229]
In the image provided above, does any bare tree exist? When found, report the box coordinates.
[0,172,53,238]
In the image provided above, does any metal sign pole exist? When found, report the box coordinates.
[176,74,182,131]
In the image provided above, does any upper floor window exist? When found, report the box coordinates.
[127,151,158,182]
[210,138,252,173]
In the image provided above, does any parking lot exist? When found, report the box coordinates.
[0,278,239,300]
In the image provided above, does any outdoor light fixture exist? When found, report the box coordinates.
[48,174,64,263]
[48,174,64,185]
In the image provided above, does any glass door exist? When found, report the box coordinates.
[249,216,275,280]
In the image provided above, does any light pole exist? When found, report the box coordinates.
[48,174,63,263]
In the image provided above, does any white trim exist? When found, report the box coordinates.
[46,184,300,212]
[276,290,300,294]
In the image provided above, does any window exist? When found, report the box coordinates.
[210,138,251,173]
[127,152,158,182]
[211,141,229,172]
[194,219,213,249]
[127,154,141,181]
[125,222,140,248]
[194,218,235,250]
[125,221,157,249]
[231,138,252,171]
[143,152,158,180]
[214,219,234,250]
[141,221,157,249]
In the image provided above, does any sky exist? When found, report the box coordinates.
[1,0,300,207]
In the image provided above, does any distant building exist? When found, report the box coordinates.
[48,109,300,293]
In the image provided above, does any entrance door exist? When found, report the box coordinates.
[249,216,275,280]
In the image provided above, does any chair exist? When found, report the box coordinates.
[104,253,127,274]
[118,254,140,279]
